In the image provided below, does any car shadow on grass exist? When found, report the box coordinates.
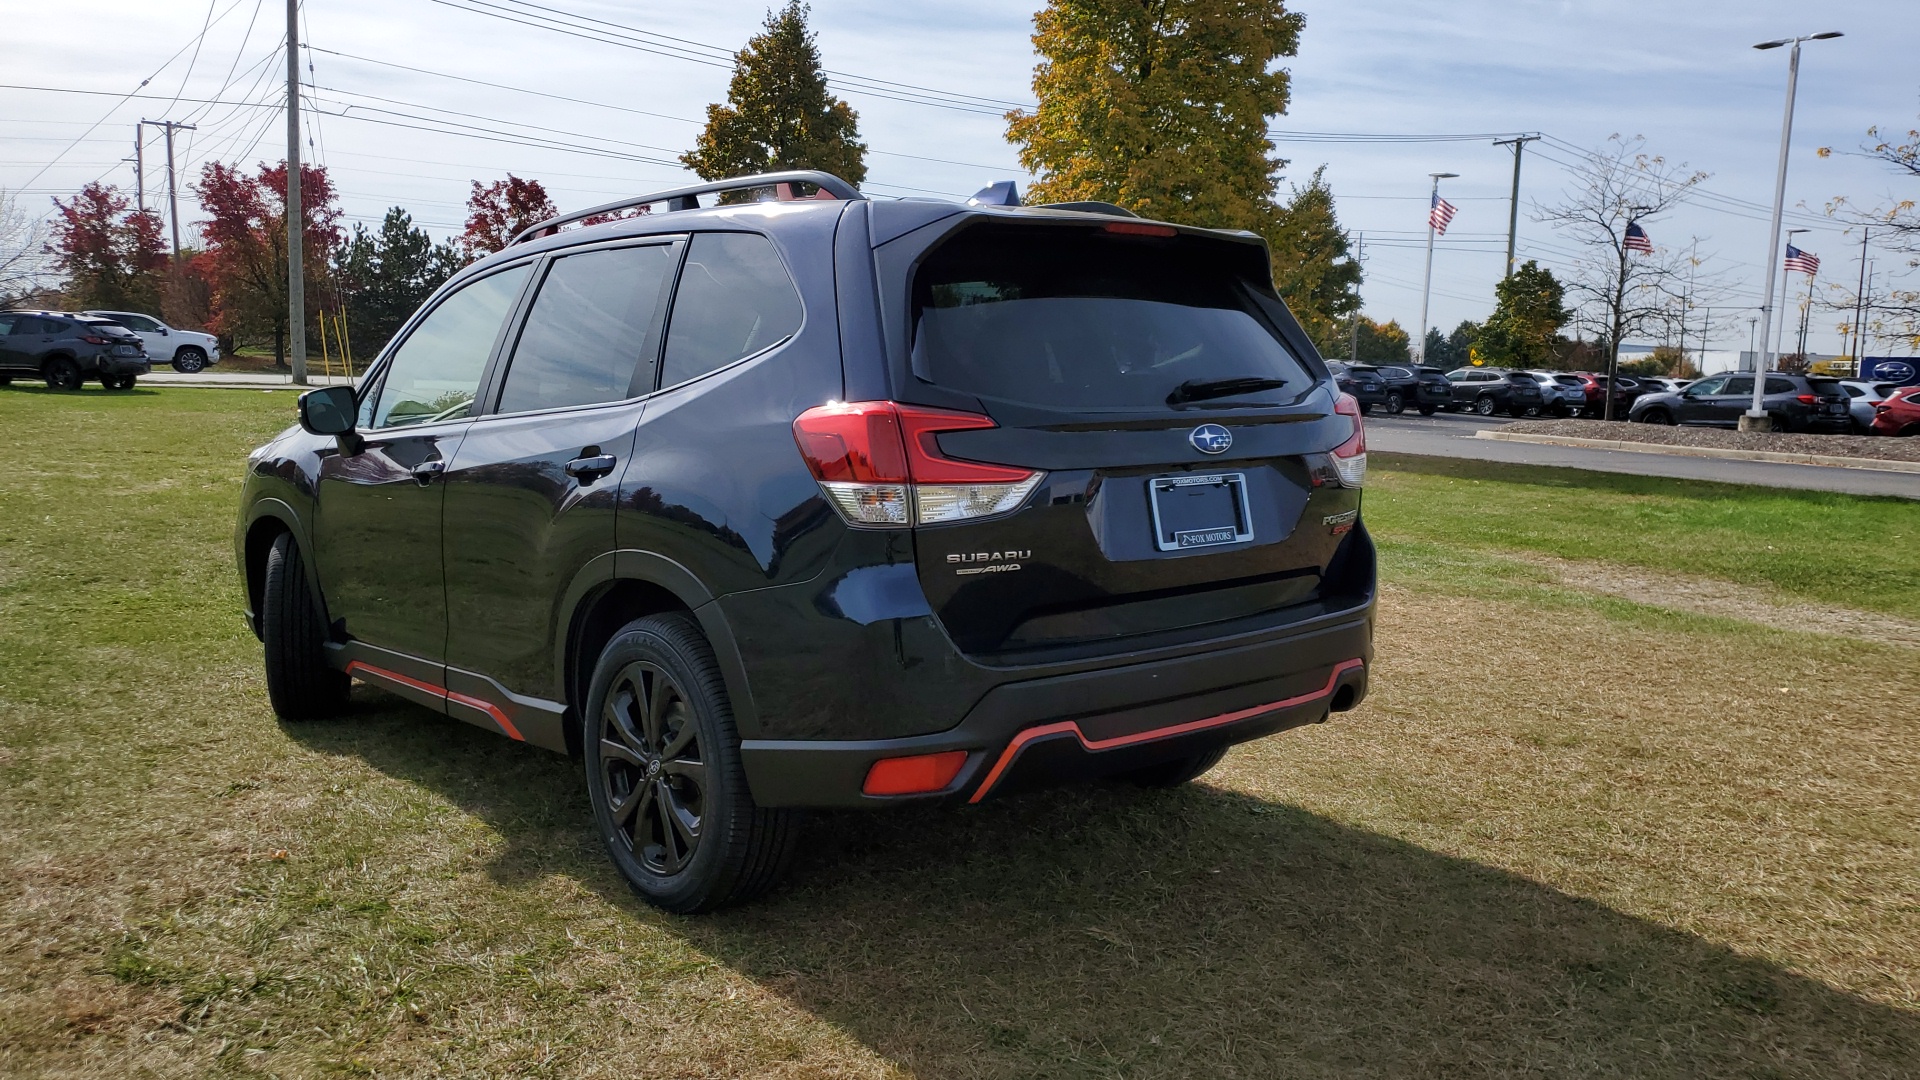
[290,693,1920,1078]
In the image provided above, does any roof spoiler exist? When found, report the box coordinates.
[509,170,864,247]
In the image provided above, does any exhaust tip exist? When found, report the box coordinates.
[1329,683,1360,713]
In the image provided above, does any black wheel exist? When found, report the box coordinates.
[1767,414,1787,433]
[0,375,12,386]
[1515,404,1541,417]
[1473,395,1498,416]
[172,347,208,374]
[101,374,136,390]
[1637,407,1674,425]
[1384,391,1405,414]
[1121,746,1229,788]
[1417,404,1437,416]
[585,613,801,914]
[44,357,82,391]
[261,533,349,719]
[1358,402,1374,416]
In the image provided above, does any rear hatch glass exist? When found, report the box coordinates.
[899,222,1361,658]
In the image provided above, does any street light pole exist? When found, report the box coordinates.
[285,0,306,385]
[1743,30,1842,430]
[1416,171,1457,364]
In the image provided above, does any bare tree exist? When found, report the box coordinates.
[0,188,53,307]
[1824,120,1920,351]
[1538,136,1707,418]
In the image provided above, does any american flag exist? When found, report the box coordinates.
[1784,244,1820,276]
[1428,193,1457,235]
[1624,221,1653,254]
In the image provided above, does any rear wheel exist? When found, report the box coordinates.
[261,533,350,719]
[1637,407,1674,425]
[44,357,82,391]
[1358,402,1374,416]
[1473,395,1498,416]
[1384,391,1404,414]
[172,347,208,374]
[585,613,801,914]
[1767,413,1787,433]
[101,374,136,390]
[0,375,12,386]
[1122,746,1229,788]
[1417,403,1437,416]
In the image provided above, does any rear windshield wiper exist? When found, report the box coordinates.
[1167,376,1289,406]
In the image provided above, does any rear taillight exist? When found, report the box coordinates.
[1795,394,1817,405]
[792,401,1044,527]
[80,335,110,345]
[1330,392,1366,488]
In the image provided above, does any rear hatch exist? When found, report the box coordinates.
[879,218,1364,659]
[1805,377,1853,419]
[1504,373,1544,404]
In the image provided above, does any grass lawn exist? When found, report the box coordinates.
[2,385,1916,1078]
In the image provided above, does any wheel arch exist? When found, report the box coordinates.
[558,550,758,757]
[242,500,323,640]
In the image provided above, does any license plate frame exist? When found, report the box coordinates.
[1148,472,1254,552]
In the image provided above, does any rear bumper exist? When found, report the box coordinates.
[740,596,1374,808]
[95,354,151,376]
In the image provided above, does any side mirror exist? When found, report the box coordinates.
[158,327,169,336]
[298,385,357,437]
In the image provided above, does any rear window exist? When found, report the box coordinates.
[910,226,1310,410]
[1554,375,1583,386]
[1806,378,1846,397]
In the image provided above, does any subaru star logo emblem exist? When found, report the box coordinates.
[1873,360,1916,383]
[1189,424,1232,455]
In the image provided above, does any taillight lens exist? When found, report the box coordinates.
[1795,394,1817,405]
[792,401,1044,527]
[1330,392,1366,488]
[81,335,111,345]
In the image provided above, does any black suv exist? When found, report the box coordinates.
[1443,367,1543,415]
[0,310,150,389]
[1373,364,1452,415]
[1325,361,1387,413]
[1628,372,1852,431]
[236,172,1377,912]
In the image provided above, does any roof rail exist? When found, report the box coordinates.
[510,170,864,247]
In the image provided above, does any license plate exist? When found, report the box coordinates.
[1148,473,1253,552]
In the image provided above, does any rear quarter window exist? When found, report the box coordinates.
[660,232,802,388]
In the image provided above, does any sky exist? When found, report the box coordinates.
[3,0,1916,356]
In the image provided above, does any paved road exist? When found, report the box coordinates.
[1366,411,1920,500]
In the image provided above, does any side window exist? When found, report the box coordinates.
[1688,376,1726,395]
[368,264,532,429]
[0,314,17,335]
[660,232,802,388]
[496,243,679,415]
[1765,377,1795,395]
[1724,376,1754,396]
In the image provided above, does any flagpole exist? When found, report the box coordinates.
[1772,229,1808,373]
[1417,172,1456,364]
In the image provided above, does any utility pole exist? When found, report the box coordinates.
[1417,172,1457,364]
[1850,228,1870,373]
[1350,232,1364,363]
[285,0,306,384]
[1492,135,1539,278]
[133,129,145,214]
[1796,266,1815,358]
[141,119,197,259]
[1748,316,1757,370]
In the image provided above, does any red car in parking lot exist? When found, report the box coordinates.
[1871,385,1920,436]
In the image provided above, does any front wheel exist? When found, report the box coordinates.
[101,374,136,390]
[1474,395,1498,416]
[261,533,350,719]
[1384,391,1405,415]
[1121,746,1229,788]
[585,613,801,914]
[44,357,82,391]
[1636,408,1674,425]
[172,347,208,374]
[1417,404,1437,416]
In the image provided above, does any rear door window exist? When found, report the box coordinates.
[660,232,802,389]
[496,243,679,414]
[910,225,1310,410]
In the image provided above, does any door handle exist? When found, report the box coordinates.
[410,460,446,485]
[565,454,617,482]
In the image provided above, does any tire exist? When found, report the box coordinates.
[1473,395,1498,416]
[1417,404,1437,416]
[172,347,208,374]
[584,613,801,914]
[1121,746,1229,788]
[0,375,12,386]
[1358,402,1374,416]
[261,533,350,720]
[1767,414,1787,433]
[44,357,82,391]
[1516,404,1541,417]
[1637,407,1674,425]
[1384,391,1405,415]
[101,374,136,390]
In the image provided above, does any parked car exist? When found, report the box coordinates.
[1442,367,1542,415]
[236,171,1377,912]
[1870,385,1920,436]
[81,310,221,372]
[1326,361,1387,414]
[1836,379,1902,433]
[1568,372,1635,418]
[1374,364,1452,415]
[1628,372,1852,432]
[1521,370,1590,416]
[0,310,150,389]
[1632,376,1690,395]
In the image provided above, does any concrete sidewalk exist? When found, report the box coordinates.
[141,371,356,389]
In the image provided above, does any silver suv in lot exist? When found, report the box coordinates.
[1522,371,1590,416]
[82,310,221,372]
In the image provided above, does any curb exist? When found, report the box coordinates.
[142,377,355,390]
[1473,430,1920,475]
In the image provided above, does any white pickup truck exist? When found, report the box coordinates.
[81,310,221,373]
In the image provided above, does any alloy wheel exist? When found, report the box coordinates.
[598,660,707,876]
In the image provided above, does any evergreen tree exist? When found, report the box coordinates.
[1268,167,1361,353]
[1475,260,1568,367]
[682,2,867,187]
[335,207,464,356]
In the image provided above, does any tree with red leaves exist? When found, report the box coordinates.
[48,182,167,312]
[196,161,342,366]
[461,176,557,259]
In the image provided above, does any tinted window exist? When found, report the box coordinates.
[1806,378,1846,397]
[1841,384,1864,398]
[910,225,1311,410]
[1554,375,1583,386]
[1326,362,1348,375]
[25,316,65,335]
[0,314,17,335]
[1725,376,1754,395]
[1765,377,1796,395]
[660,232,801,388]
[368,264,532,429]
[1688,376,1726,395]
[497,243,678,414]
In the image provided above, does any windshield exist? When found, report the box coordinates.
[911,225,1310,410]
